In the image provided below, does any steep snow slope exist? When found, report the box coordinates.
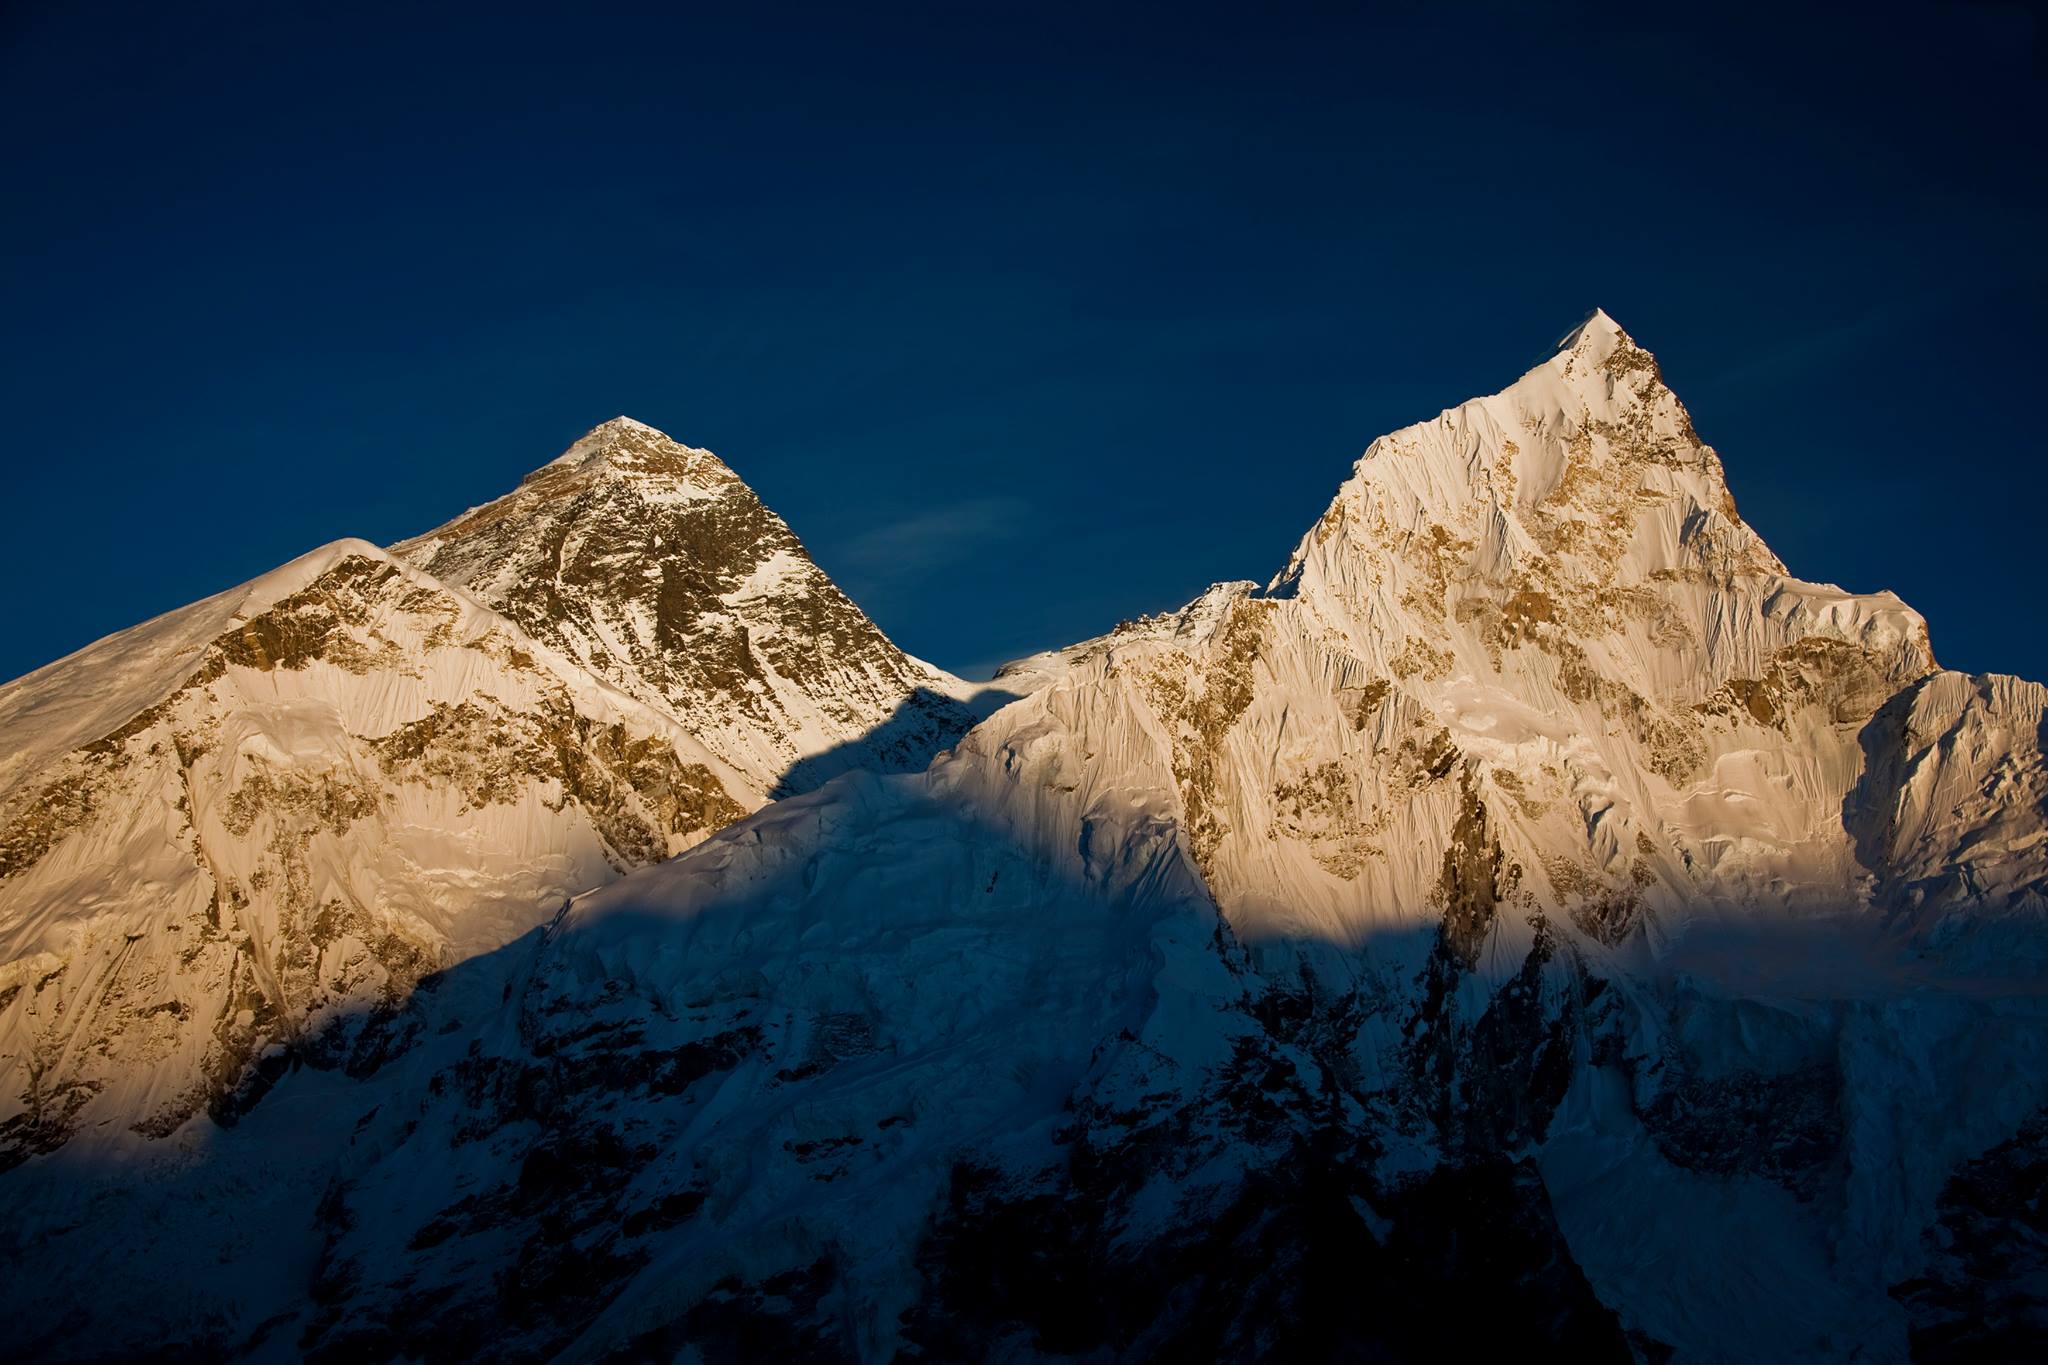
[1014,311,2027,959]
[0,418,1006,1176]
[936,312,2048,1355]
[0,541,751,1169]
[394,417,993,797]
[274,658,1641,1362]
[1226,309,1937,943]
[5,314,2046,1363]
[264,555,2048,1363]
[283,314,2044,1363]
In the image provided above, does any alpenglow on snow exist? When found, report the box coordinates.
[2,311,2044,1363]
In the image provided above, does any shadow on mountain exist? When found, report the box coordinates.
[768,683,1020,798]
[1844,675,2048,916]
[13,679,2048,1363]
[0,765,1636,1364]
[1841,676,1928,894]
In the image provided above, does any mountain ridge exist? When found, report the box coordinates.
[4,313,2045,1362]
[393,416,997,798]
[0,420,997,1176]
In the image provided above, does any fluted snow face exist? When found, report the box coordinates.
[274,325,2048,1355]
[1274,310,1928,690]
[1000,311,1978,955]
[6,317,2048,1363]
[1851,671,2048,944]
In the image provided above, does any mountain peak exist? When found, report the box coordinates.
[1272,310,1922,691]
[393,420,980,799]
[536,415,736,488]
[569,414,672,451]
[1553,306,1632,359]
[13,311,2047,1364]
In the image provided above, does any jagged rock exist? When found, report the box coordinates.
[5,315,2047,1363]
[394,417,991,797]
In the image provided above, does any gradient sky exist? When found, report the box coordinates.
[3,2,2043,684]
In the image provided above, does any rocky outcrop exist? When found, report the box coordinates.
[394,417,990,797]
[5,316,2047,1363]
[0,541,752,1169]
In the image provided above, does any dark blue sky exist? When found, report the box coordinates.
[3,2,2043,683]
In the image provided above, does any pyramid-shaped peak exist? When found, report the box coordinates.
[1554,307,1633,354]
[1546,308,1668,389]
[574,414,703,450]
[556,414,689,459]
[535,415,740,490]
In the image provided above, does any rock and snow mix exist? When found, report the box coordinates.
[0,540,753,1167]
[393,416,992,798]
[3,313,2044,1362]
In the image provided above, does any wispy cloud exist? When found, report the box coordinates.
[827,495,1033,590]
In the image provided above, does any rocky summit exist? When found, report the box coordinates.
[394,417,987,798]
[3,314,2044,1363]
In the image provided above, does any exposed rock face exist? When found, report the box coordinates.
[0,417,1002,1180]
[394,417,986,797]
[5,316,2048,1363]
[1893,1105,2048,1360]
[0,541,750,1170]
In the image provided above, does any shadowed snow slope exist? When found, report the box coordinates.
[5,315,2047,1363]
[0,420,1005,1178]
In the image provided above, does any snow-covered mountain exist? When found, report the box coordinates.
[0,421,994,1178]
[0,539,752,1172]
[5,315,2045,1362]
[394,417,989,797]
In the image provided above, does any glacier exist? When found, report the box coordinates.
[2,311,2044,1362]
